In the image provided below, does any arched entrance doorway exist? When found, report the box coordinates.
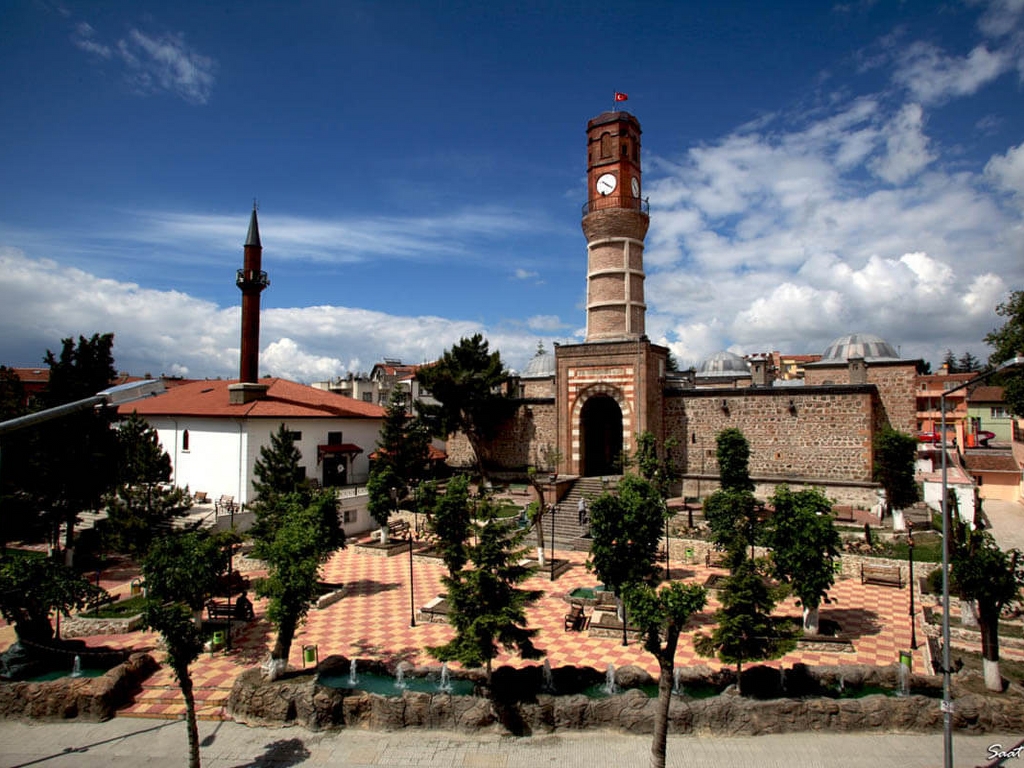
[580,395,623,476]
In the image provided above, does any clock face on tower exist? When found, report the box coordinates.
[631,177,640,197]
[596,173,617,196]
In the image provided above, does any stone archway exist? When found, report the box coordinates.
[580,394,624,477]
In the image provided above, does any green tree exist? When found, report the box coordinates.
[103,412,192,556]
[0,554,107,646]
[957,351,982,373]
[253,492,345,674]
[941,349,958,373]
[425,474,473,578]
[367,389,431,541]
[0,366,26,420]
[624,581,706,768]
[951,530,1023,691]
[143,531,228,618]
[587,474,668,645]
[872,425,920,519]
[429,498,543,684]
[142,531,226,768]
[251,424,306,540]
[416,334,517,482]
[716,427,755,492]
[703,429,759,567]
[693,558,795,694]
[34,334,119,563]
[985,289,1024,416]
[766,485,841,635]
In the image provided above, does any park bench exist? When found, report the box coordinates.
[860,562,903,588]
[832,506,856,522]
[564,601,588,632]
[205,599,234,621]
[705,550,729,569]
[192,491,209,504]
[215,495,237,515]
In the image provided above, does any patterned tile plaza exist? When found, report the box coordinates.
[42,541,974,721]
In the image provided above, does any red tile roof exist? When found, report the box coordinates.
[963,452,1020,473]
[118,378,387,420]
[968,385,1004,403]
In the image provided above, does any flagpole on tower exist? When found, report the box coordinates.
[613,91,629,110]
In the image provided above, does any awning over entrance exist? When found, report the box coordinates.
[317,443,363,462]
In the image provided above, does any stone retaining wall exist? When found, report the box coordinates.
[61,614,144,639]
[0,652,157,722]
[227,658,1024,736]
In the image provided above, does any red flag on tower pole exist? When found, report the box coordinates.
[614,92,629,102]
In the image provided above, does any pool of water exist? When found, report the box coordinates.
[318,671,475,696]
[25,667,108,682]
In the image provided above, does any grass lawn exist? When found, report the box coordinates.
[81,593,148,619]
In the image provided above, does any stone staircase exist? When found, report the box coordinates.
[546,476,618,551]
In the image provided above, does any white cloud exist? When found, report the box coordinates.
[892,41,1011,105]
[71,21,216,104]
[514,268,539,280]
[869,104,934,184]
[985,142,1024,197]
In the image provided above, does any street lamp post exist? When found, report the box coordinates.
[908,522,916,651]
[939,355,1024,768]
[549,503,556,581]
[392,486,415,628]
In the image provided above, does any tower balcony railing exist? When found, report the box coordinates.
[581,196,650,216]
[236,269,270,289]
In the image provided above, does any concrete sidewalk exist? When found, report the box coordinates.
[0,718,1013,768]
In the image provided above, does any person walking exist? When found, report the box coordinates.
[577,497,587,526]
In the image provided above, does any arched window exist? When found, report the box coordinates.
[600,133,612,158]
[182,429,190,451]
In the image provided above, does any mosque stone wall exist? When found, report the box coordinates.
[445,401,557,474]
[666,386,878,494]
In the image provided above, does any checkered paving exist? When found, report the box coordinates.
[24,543,1008,721]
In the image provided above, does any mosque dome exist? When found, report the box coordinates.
[521,346,555,378]
[697,350,751,377]
[819,333,901,363]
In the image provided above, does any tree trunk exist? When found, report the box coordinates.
[979,605,1003,691]
[380,524,389,545]
[175,663,201,768]
[650,660,673,768]
[536,546,545,567]
[803,605,819,635]
[272,613,297,668]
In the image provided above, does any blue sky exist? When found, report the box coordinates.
[2,0,1023,382]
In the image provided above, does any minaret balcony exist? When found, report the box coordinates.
[582,196,649,216]
[237,269,270,289]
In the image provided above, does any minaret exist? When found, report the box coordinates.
[581,111,649,341]
[229,204,271,405]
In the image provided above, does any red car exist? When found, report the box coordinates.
[916,431,943,444]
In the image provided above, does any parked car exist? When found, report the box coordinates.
[916,431,942,444]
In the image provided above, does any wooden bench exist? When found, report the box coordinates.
[564,601,588,632]
[860,563,903,588]
[706,550,729,569]
[832,505,856,522]
[192,491,209,504]
[215,495,236,515]
[206,599,234,621]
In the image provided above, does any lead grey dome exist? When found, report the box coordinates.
[820,333,900,363]
[522,348,555,378]
[697,350,750,377]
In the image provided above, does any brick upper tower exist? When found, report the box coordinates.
[229,204,271,405]
[582,111,650,342]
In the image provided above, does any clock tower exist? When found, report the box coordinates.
[582,111,649,342]
[553,110,666,477]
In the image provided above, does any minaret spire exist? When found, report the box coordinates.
[229,203,271,404]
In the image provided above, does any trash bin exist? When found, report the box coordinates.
[303,645,318,667]
[212,630,226,647]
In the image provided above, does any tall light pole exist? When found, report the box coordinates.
[907,522,916,651]
[939,355,1024,768]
